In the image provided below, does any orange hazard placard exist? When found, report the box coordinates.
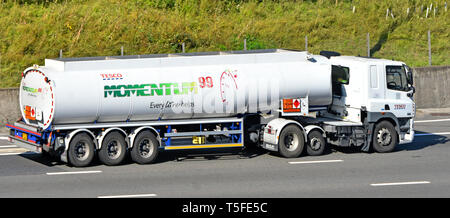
[24,105,36,120]
[283,99,301,113]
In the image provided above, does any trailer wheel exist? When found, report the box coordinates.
[278,125,305,158]
[131,130,159,164]
[306,130,326,156]
[372,121,398,153]
[98,131,127,166]
[68,133,95,167]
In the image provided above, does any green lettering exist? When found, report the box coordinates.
[150,84,164,96]
[160,83,173,95]
[182,82,198,94]
[137,84,150,96]
[115,85,129,97]
[104,82,198,98]
[104,85,118,97]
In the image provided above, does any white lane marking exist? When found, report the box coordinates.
[415,118,450,123]
[415,132,450,136]
[370,181,430,187]
[0,152,24,156]
[46,170,102,176]
[0,151,35,156]
[98,194,157,198]
[288,159,343,164]
[0,136,9,140]
[0,145,17,148]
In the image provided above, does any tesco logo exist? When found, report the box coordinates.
[101,73,124,80]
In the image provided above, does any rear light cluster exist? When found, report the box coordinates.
[266,125,276,135]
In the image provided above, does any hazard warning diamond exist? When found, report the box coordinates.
[282,98,301,113]
[293,99,300,108]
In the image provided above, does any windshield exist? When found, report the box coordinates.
[386,65,408,92]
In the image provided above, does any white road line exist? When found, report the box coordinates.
[0,136,8,140]
[0,145,17,148]
[98,194,157,198]
[415,132,450,136]
[0,151,35,156]
[0,152,24,156]
[415,118,450,123]
[46,170,102,176]
[370,181,430,187]
[288,159,343,164]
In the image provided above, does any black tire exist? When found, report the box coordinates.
[306,130,326,156]
[98,131,127,166]
[278,125,305,158]
[372,120,398,153]
[131,130,159,164]
[68,133,95,167]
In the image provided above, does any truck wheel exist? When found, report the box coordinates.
[372,121,398,153]
[99,132,127,166]
[278,125,305,158]
[131,131,159,164]
[306,130,326,156]
[68,133,95,167]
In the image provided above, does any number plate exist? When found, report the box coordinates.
[22,133,28,141]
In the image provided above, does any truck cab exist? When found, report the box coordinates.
[322,56,415,149]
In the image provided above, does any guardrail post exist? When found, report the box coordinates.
[428,30,432,66]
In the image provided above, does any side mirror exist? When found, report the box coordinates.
[404,64,413,85]
[407,70,413,85]
[407,86,415,97]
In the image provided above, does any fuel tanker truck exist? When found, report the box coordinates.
[6,49,416,167]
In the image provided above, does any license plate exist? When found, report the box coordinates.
[22,133,28,141]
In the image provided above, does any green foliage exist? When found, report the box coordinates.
[0,0,449,88]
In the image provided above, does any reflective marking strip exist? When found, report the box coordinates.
[165,143,243,150]
[5,124,41,137]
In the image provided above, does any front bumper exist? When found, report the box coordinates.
[399,118,415,144]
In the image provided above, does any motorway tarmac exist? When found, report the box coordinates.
[0,113,450,198]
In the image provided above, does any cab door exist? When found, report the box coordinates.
[383,65,414,118]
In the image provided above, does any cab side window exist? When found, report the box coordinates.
[332,65,350,97]
[386,66,408,91]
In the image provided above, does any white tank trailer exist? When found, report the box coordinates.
[7,49,416,167]
[20,49,331,130]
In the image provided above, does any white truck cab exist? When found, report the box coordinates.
[317,55,415,151]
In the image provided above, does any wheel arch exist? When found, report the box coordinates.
[264,118,307,146]
[304,125,325,136]
[97,127,128,150]
[374,117,400,138]
[368,112,401,136]
[128,126,161,149]
[65,128,97,152]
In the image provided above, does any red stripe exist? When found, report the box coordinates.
[6,124,42,137]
